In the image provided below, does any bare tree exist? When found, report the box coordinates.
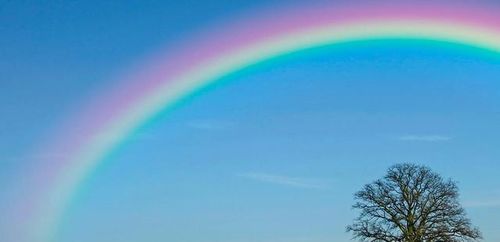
[347,163,481,242]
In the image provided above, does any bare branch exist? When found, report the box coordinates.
[347,163,482,242]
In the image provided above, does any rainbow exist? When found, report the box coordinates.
[10,1,500,242]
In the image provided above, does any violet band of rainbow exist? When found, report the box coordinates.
[15,3,500,242]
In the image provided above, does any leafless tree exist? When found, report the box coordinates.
[347,163,481,242]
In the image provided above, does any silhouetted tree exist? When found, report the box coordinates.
[347,163,481,242]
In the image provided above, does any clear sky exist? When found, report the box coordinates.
[1,1,500,242]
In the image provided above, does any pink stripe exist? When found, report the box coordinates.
[33,1,500,204]
[11,2,500,241]
[36,2,500,190]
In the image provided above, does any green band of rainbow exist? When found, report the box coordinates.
[14,2,500,242]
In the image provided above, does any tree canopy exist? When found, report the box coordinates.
[347,163,481,242]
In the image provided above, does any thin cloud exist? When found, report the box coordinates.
[233,237,329,242]
[6,153,68,162]
[238,172,328,189]
[463,199,500,208]
[397,135,452,142]
[186,120,235,130]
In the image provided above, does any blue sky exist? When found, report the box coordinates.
[1,1,500,242]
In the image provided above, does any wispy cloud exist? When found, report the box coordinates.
[463,199,500,208]
[233,236,329,242]
[186,120,235,130]
[238,172,328,189]
[6,153,68,162]
[397,135,452,142]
